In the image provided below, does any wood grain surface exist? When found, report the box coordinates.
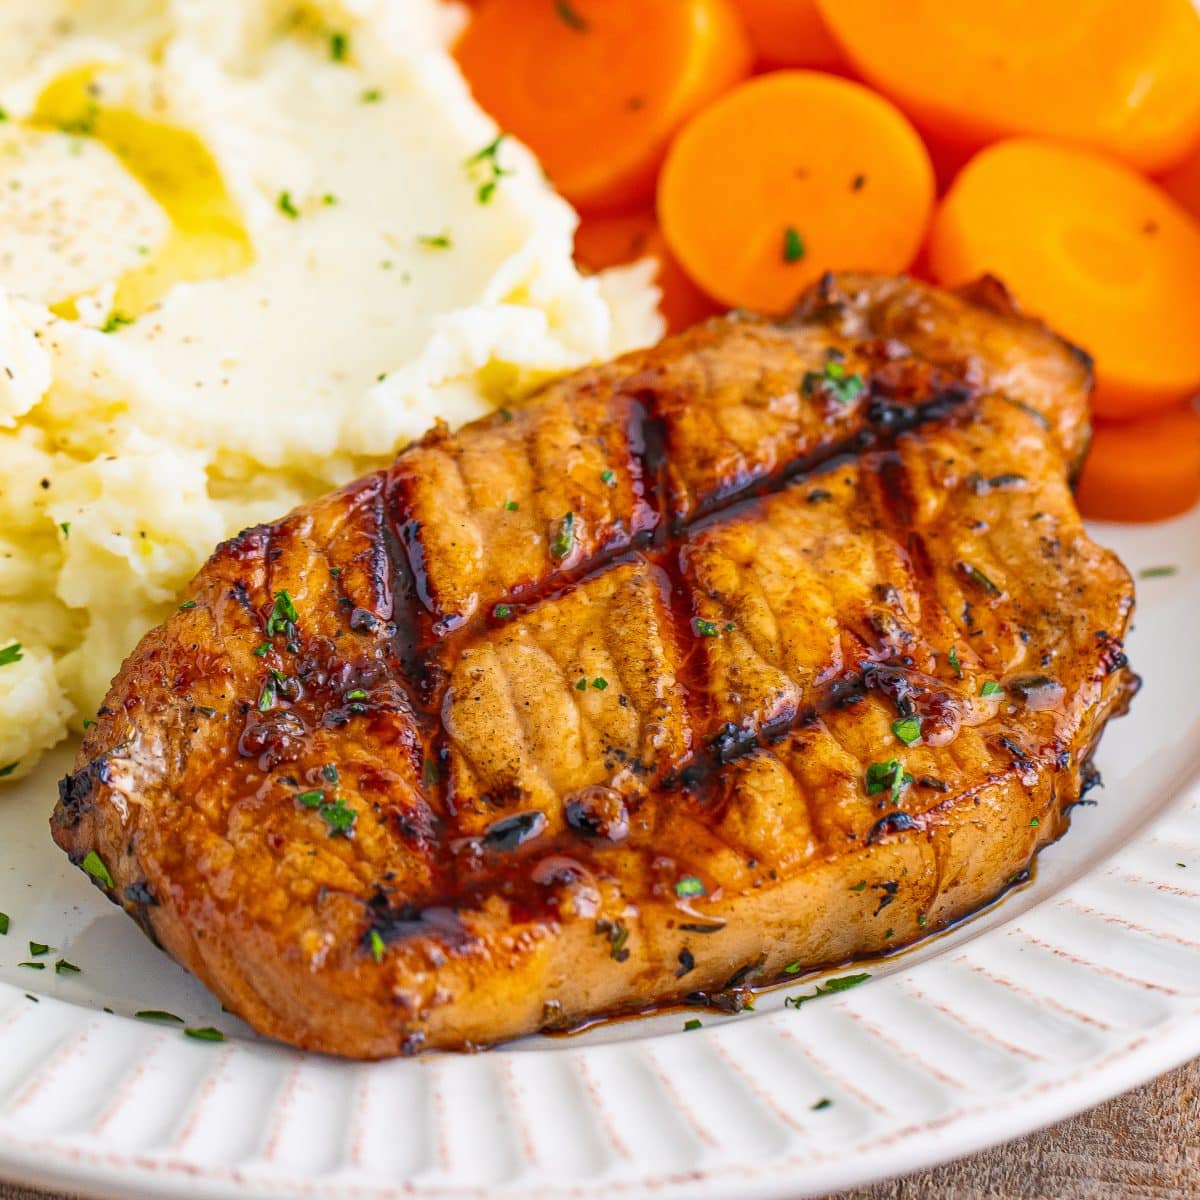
[0,1060,1195,1200]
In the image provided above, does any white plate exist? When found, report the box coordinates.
[0,509,1196,1200]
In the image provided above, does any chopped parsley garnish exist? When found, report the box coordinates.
[55,959,81,975]
[918,913,928,928]
[266,590,299,639]
[361,88,383,103]
[693,618,720,638]
[82,718,96,730]
[1029,817,1041,827]
[465,134,512,205]
[600,469,616,487]
[329,31,349,61]
[504,499,519,511]
[29,941,49,957]
[607,921,630,961]
[948,645,963,678]
[802,358,865,404]
[961,562,1002,596]
[1138,565,1177,579]
[849,880,867,892]
[591,677,608,690]
[0,763,18,778]
[258,677,277,712]
[783,961,803,974]
[184,1027,225,1042]
[178,600,197,611]
[575,677,587,691]
[674,875,706,899]
[554,0,589,31]
[865,758,914,807]
[369,929,385,964]
[135,1010,182,1023]
[297,790,324,808]
[322,764,339,784]
[317,797,356,837]
[980,680,1004,697]
[417,231,452,250]
[782,226,806,263]
[493,604,514,620]
[81,850,114,888]
[550,511,576,559]
[783,972,870,1009]
[59,521,70,538]
[322,193,337,207]
[498,407,513,422]
[0,913,8,935]
[811,1098,833,1111]
[195,706,217,719]
[18,962,44,970]
[683,1018,702,1031]
[345,688,368,702]
[253,642,270,657]
[892,715,922,746]
[277,190,300,219]
[0,642,22,667]
[100,312,134,333]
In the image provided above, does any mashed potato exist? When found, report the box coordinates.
[0,0,662,781]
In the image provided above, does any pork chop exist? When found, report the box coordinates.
[52,273,1135,1058]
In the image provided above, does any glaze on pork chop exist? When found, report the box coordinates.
[53,274,1135,1057]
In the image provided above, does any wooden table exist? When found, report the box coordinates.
[2,1060,1196,1199]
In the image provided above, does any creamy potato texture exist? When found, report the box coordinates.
[0,0,662,780]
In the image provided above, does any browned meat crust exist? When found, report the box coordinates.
[51,273,1134,1058]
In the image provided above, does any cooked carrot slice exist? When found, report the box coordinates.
[454,0,752,212]
[815,0,1200,174]
[730,0,843,70]
[928,138,1200,421]
[1076,406,1200,523]
[1162,139,1200,223]
[574,209,721,333]
[657,71,933,314]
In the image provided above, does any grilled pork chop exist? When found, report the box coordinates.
[53,274,1135,1058]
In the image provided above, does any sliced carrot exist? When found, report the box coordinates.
[574,210,721,333]
[1076,405,1200,523]
[657,71,933,314]
[928,138,1200,421]
[454,0,752,212]
[1162,138,1200,223]
[731,0,843,70]
[815,0,1200,174]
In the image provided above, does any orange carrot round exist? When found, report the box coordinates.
[1076,405,1200,523]
[1162,139,1200,223]
[815,0,1200,174]
[454,0,752,213]
[731,0,843,70]
[928,138,1200,421]
[574,210,721,333]
[657,71,933,314]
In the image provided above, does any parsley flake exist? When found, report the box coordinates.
[591,677,608,690]
[29,941,49,957]
[277,190,300,220]
[948,645,963,678]
[0,763,18,778]
[849,880,867,892]
[892,715,922,746]
[184,1027,225,1042]
[18,962,44,970]
[266,590,298,639]
[1030,817,1041,827]
[178,600,196,611]
[1138,565,1177,579]
[54,959,81,975]
[100,312,134,333]
[980,680,1004,697]
[59,521,70,538]
[811,1098,833,1111]
[783,961,803,974]
[417,231,452,250]
[361,88,383,103]
[674,875,706,899]
[329,31,349,61]
[0,913,8,935]
[0,642,22,667]
[865,759,914,806]
[466,134,511,205]
[322,764,339,785]
[600,469,616,487]
[135,1009,183,1023]
[575,677,587,691]
[802,358,865,404]
[961,562,1002,596]
[784,972,870,1009]
[693,618,720,638]
[253,642,270,657]
[782,226,806,263]
[683,1018,702,1031]
[81,850,114,888]
[493,604,514,620]
[550,512,576,559]
[504,499,519,511]
[369,929,385,964]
